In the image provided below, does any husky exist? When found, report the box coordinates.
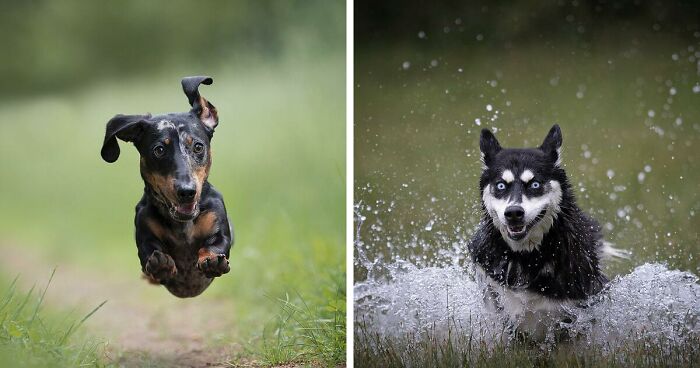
[468,125,623,338]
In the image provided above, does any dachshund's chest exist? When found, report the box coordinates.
[146,212,220,297]
[162,241,211,297]
[161,216,217,268]
[162,225,200,266]
[147,211,219,253]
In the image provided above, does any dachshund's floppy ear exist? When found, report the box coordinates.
[182,76,218,132]
[101,114,150,163]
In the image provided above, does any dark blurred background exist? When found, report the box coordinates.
[0,0,343,96]
[354,0,700,280]
[357,0,698,45]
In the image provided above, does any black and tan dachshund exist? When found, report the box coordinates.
[100,76,233,298]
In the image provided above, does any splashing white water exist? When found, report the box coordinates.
[355,261,700,349]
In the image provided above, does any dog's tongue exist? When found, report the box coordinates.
[177,202,196,214]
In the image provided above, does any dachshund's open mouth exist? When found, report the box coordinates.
[177,202,197,215]
[170,201,199,221]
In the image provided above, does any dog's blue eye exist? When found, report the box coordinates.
[496,182,506,190]
[530,181,540,189]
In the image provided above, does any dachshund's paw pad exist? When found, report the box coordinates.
[144,250,177,282]
[197,253,230,278]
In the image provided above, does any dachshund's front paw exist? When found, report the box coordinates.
[144,250,177,282]
[197,249,230,278]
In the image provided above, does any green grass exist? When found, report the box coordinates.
[259,270,346,366]
[0,51,345,365]
[0,272,106,367]
[355,321,700,368]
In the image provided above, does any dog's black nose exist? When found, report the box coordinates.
[504,205,525,223]
[176,184,196,202]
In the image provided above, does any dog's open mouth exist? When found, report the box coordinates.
[170,201,199,221]
[506,224,527,240]
[177,202,197,215]
[505,209,548,241]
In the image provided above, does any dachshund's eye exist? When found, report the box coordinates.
[153,145,165,158]
[193,142,204,154]
[530,181,541,189]
[496,182,507,191]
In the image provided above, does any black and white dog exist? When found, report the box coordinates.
[468,125,623,337]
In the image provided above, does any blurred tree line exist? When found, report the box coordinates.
[356,0,699,46]
[0,0,344,97]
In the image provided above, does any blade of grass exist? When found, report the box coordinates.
[28,268,56,328]
[59,299,107,345]
[0,274,20,314]
[10,283,35,321]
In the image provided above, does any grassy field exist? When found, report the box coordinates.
[354,29,700,367]
[0,272,105,367]
[0,52,345,366]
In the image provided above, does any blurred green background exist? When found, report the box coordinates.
[0,1,345,366]
[355,0,700,280]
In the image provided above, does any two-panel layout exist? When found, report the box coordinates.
[1,1,699,367]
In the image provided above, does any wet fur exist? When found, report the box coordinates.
[468,125,611,335]
[469,196,608,300]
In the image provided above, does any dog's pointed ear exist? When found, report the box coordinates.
[480,128,501,169]
[540,124,563,167]
[101,114,150,163]
[182,76,218,132]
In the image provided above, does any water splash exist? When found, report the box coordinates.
[567,263,700,345]
[355,199,700,353]
[355,261,700,350]
[355,264,506,341]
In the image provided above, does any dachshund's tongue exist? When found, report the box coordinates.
[177,202,196,214]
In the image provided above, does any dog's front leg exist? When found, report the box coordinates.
[136,222,177,283]
[196,219,233,278]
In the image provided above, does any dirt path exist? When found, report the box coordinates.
[0,242,242,367]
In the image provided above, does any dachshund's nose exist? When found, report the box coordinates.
[176,183,196,202]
